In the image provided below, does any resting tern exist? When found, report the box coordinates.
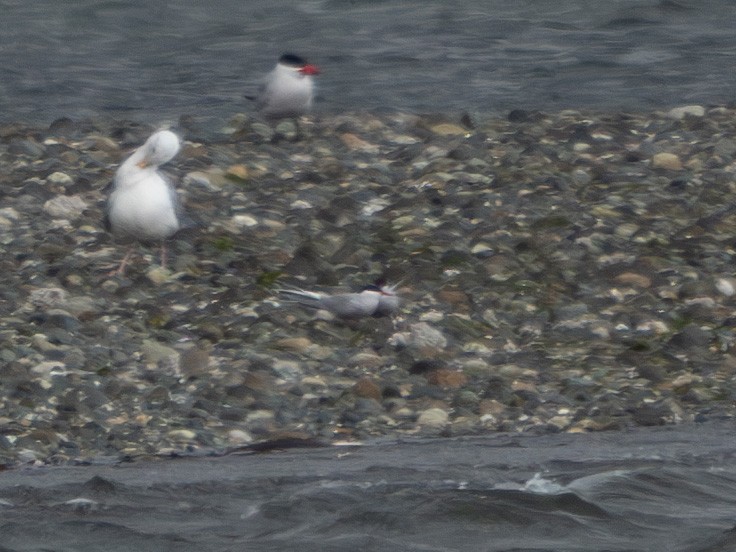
[278,281,400,319]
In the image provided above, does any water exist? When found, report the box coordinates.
[1,0,735,133]
[2,422,736,551]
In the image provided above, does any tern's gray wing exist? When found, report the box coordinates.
[278,289,323,310]
[321,293,380,319]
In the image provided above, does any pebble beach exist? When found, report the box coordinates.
[2,105,736,467]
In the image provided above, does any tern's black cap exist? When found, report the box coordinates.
[360,284,383,293]
[279,53,307,67]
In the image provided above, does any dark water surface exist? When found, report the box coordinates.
[1,0,735,131]
[2,423,736,551]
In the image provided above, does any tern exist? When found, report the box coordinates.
[278,281,400,319]
[246,53,320,136]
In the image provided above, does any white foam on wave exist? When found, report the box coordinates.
[522,472,567,494]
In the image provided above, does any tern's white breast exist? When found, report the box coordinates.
[261,67,314,118]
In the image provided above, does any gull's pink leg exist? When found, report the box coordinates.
[109,247,134,276]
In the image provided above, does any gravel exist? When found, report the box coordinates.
[2,105,736,467]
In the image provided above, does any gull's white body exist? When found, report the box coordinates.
[107,130,181,242]
[105,130,182,273]
[256,57,318,120]
[279,284,400,319]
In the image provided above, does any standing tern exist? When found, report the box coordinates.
[247,53,321,126]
